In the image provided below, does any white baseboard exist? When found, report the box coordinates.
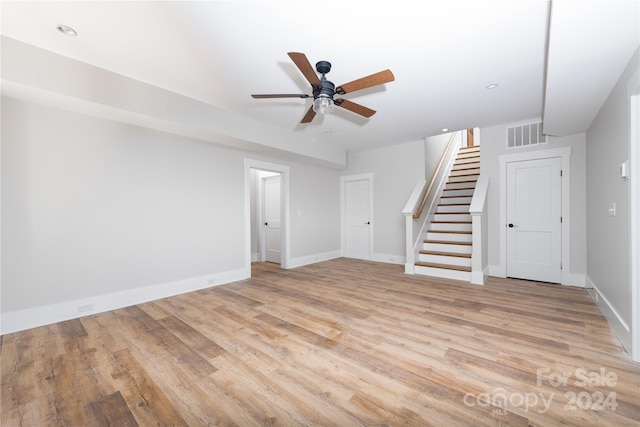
[1,267,250,335]
[488,264,505,278]
[586,276,631,352]
[471,266,490,285]
[286,250,341,269]
[566,273,586,288]
[371,252,406,265]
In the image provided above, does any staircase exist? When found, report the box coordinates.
[414,145,480,281]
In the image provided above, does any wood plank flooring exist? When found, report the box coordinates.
[2,258,639,426]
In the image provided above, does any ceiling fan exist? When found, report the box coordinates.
[252,52,395,123]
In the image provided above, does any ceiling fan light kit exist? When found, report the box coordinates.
[313,95,335,114]
[251,52,394,124]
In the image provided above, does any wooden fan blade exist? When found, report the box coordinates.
[335,69,395,95]
[252,94,310,99]
[301,105,316,123]
[335,99,376,118]
[288,52,321,87]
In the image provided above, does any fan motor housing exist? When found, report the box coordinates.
[313,78,335,99]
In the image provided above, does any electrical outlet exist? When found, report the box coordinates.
[78,303,93,313]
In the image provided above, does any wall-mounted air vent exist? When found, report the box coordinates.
[506,121,547,149]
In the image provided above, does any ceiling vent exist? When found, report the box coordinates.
[507,121,547,149]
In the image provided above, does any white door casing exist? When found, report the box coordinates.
[506,157,562,283]
[262,175,281,264]
[499,147,572,285]
[244,159,290,273]
[341,174,373,260]
[628,82,639,362]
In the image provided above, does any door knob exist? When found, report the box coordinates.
[508,223,515,228]
[264,222,268,226]
[366,221,370,225]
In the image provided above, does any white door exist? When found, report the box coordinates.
[506,157,562,283]
[345,178,371,259]
[263,175,281,264]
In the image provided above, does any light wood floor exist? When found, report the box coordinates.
[2,258,639,426]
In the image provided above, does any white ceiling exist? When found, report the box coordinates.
[1,1,639,155]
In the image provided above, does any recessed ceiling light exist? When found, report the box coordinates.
[486,83,498,89]
[56,24,77,36]
[442,128,449,132]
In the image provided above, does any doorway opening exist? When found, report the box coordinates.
[258,171,282,264]
[244,159,290,276]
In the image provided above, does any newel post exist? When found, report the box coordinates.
[469,175,490,285]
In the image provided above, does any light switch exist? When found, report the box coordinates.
[608,203,616,216]
[621,160,629,179]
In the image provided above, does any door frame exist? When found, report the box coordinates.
[340,173,373,259]
[498,147,573,285]
[628,72,639,362]
[260,173,281,263]
[245,159,290,272]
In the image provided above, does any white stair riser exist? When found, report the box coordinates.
[440,196,472,205]
[434,213,472,222]
[430,222,472,232]
[458,145,480,154]
[446,181,476,190]
[450,168,480,177]
[422,242,472,254]
[455,158,480,166]
[453,162,480,171]
[448,174,479,183]
[442,188,474,197]
[426,232,472,242]
[418,253,472,267]
[414,265,471,282]
[437,204,470,213]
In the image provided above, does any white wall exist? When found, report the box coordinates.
[586,48,640,349]
[424,133,452,182]
[480,121,587,282]
[289,163,341,260]
[342,141,425,262]
[1,96,341,333]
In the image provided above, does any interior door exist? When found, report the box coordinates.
[263,175,281,264]
[345,178,371,260]
[506,157,562,283]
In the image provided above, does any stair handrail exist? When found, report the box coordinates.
[414,132,459,219]
[403,131,461,274]
[469,174,489,285]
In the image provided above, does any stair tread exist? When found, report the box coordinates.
[447,179,478,184]
[437,203,471,206]
[428,230,472,234]
[424,240,472,245]
[415,261,472,272]
[419,250,471,258]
